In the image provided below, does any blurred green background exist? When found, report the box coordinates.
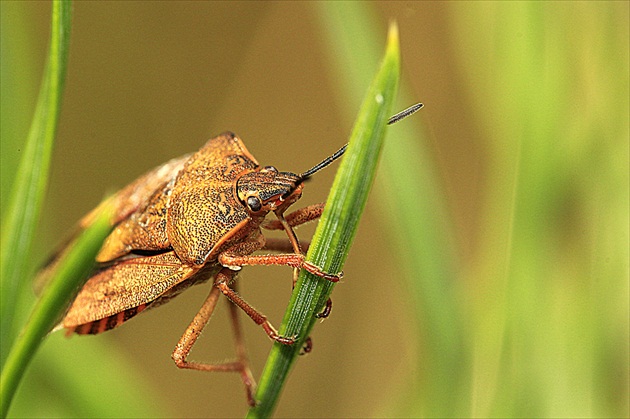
[1,1,628,418]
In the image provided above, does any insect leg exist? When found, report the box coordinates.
[226,281,257,406]
[215,268,296,345]
[218,252,341,283]
[259,240,334,312]
[261,203,324,231]
[172,286,257,405]
[260,204,341,282]
[316,298,333,319]
[261,238,300,253]
[294,297,331,356]
[258,239,334,354]
[299,337,313,356]
[261,239,307,288]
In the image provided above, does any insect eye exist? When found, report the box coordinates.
[262,166,278,173]
[246,196,262,212]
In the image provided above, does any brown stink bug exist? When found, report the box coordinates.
[36,103,422,405]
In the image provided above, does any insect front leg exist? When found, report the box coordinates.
[171,284,257,406]
[220,236,337,357]
[260,203,341,282]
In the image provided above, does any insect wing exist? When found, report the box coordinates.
[62,251,194,334]
[80,154,190,228]
[96,178,175,263]
[34,155,189,293]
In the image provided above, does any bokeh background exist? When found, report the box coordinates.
[2,1,628,418]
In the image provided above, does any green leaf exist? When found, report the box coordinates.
[0,0,72,366]
[246,22,401,418]
[0,202,114,418]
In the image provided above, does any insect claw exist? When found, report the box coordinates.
[303,262,342,282]
[299,337,313,355]
[315,298,333,319]
[275,334,297,345]
[262,321,296,345]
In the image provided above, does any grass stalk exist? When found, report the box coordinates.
[0,203,114,418]
[246,22,401,418]
[0,0,72,366]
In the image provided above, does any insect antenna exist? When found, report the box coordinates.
[299,102,423,180]
[386,102,423,125]
[300,143,348,180]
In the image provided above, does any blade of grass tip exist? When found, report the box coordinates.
[0,201,114,418]
[0,0,72,366]
[316,2,464,416]
[246,23,400,418]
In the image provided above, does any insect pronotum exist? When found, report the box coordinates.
[36,102,423,405]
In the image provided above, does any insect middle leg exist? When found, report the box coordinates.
[260,203,341,282]
[172,284,257,405]
[262,206,336,318]
[262,209,335,355]
[262,239,334,318]
[219,251,341,282]
[214,267,296,345]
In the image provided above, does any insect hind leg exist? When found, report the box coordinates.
[171,283,257,406]
[226,283,257,404]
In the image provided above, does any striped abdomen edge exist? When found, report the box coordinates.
[69,303,149,335]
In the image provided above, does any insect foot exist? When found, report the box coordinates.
[261,322,297,345]
[315,298,333,319]
[299,337,313,356]
[302,261,343,282]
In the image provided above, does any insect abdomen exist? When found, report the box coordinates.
[70,303,149,335]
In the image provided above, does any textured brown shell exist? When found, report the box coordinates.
[43,132,265,332]
[167,132,259,266]
[34,154,189,292]
[94,132,259,266]
[96,177,175,262]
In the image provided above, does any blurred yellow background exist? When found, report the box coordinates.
[2,2,628,418]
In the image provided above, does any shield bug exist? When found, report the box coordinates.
[36,103,422,405]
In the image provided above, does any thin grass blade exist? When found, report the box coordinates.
[0,0,72,366]
[246,23,401,418]
[315,2,464,416]
[0,202,114,418]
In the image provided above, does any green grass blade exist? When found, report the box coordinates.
[9,331,168,418]
[0,202,114,418]
[246,23,401,418]
[0,0,72,366]
[315,3,464,416]
[0,3,37,218]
